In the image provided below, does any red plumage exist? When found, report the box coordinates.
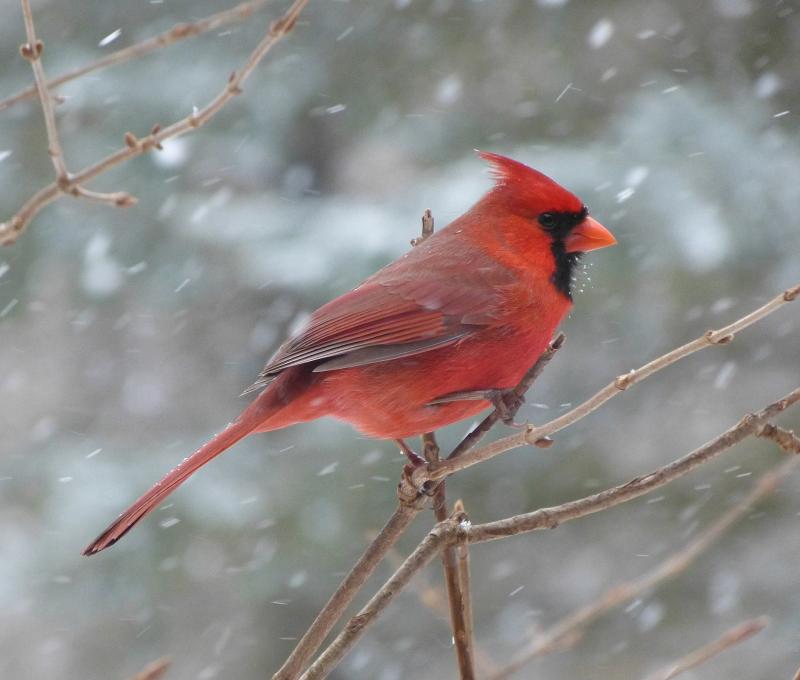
[83,151,615,555]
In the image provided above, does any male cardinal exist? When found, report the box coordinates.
[83,151,615,555]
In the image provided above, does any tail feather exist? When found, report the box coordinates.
[83,417,256,556]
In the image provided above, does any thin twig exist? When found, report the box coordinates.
[453,498,475,667]
[384,544,450,619]
[298,517,460,680]
[426,434,475,680]
[446,333,565,461]
[468,386,800,543]
[0,0,273,113]
[437,508,476,680]
[488,455,800,679]
[396,332,564,501]
[18,0,132,209]
[71,185,138,207]
[411,283,800,489]
[303,387,800,679]
[19,0,68,180]
[383,541,499,676]
[410,209,434,246]
[1,0,312,246]
[272,501,422,680]
[414,214,474,679]
[131,657,171,680]
[642,616,769,680]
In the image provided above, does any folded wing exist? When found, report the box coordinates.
[242,270,508,395]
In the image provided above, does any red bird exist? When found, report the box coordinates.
[84,152,615,555]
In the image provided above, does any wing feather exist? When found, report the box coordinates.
[242,249,513,395]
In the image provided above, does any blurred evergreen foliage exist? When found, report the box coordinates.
[0,1,798,678]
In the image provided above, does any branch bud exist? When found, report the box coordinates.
[614,371,635,390]
[115,193,138,207]
[21,40,44,60]
[705,330,734,345]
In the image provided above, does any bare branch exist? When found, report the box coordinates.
[489,455,799,679]
[412,283,800,489]
[642,616,769,680]
[425,436,475,680]
[304,387,799,678]
[410,209,435,246]
[131,657,171,680]
[468,386,800,544]
[384,540,498,677]
[453,498,475,670]
[19,0,68,180]
[299,516,460,680]
[272,500,422,680]
[0,0,273,113]
[71,185,138,207]
[437,509,476,680]
[1,0,312,246]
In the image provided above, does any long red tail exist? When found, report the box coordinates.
[83,415,258,555]
[84,368,315,556]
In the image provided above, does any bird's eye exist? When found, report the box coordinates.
[539,213,556,229]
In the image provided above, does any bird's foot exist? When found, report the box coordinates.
[486,388,526,428]
[396,439,438,497]
[396,438,426,467]
[428,388,526,428]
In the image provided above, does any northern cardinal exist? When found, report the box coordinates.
[83,151,615,555]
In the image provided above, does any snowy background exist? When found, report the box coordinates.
[1,0,799,678]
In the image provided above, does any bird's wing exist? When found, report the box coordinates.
[242,269,508,395]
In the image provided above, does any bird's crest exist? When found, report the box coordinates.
[478,150,544,186]
[476,150,583,215]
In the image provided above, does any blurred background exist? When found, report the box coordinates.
[1,0,799,678]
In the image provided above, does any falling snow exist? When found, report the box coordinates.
[436,75,463,106]
[82,233,123,297]
[587,19,614,49]
[316,461,338,476]
[98,28,122,47]
[754,72,782,99]
[2,4,798,679]
[713,360,737,390]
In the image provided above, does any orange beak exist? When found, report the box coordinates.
[563,216,617,253]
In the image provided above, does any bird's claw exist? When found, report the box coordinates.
[487,388,526,428]
[396,439,438,497]
[396,438,426,467]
